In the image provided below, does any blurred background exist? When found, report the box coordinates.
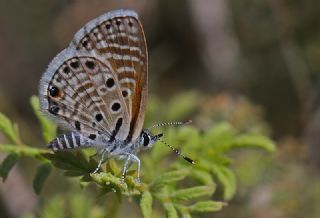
[0,0,320,217]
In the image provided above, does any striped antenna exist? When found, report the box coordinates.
[149,120,192,130]
[159,139,195,164]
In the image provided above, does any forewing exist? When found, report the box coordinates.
[70,9,148,141]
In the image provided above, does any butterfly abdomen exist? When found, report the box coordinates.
[48,132,81,151]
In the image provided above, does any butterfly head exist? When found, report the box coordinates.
[139,130,163,150]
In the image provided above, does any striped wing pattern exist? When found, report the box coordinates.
[39,10,147,149]
[71,10,148,142]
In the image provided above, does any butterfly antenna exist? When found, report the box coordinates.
[149,120,192,130]
[159,139,195,164]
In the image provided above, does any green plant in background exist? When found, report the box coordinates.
[0,93,275,218]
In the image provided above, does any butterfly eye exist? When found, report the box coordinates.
[143,133,150,147]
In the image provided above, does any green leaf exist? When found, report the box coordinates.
[140,191,153,218]
[211,164,236,200]
[0,113,21,144]
[203,123,235,151]
[164,203,178,218]
[189,201,226,212]
[44,151,94,174]
[151,169,189,189]
[170,185,215,201]
[230,134,276,152]
[190,169,214,185]
[30,96,57,143]
[0,153,19,181]
[33,163,52,194]
[0,144,48,158]
[91,172,128,194]
[182,213,192,218]
[175,204,191,218]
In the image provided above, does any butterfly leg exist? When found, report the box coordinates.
[132,154,141,183]
[121,155,131,182]
[93,149,107,173]
[120,153,141,183]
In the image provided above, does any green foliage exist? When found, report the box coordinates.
[140,191,153,217]
[33,163,52,194]
[0,112,22,145]
[0,93,276,217]
[0,153,19,181]
[30,96,56,143]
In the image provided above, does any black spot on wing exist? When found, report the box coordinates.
[89,134,96,140]
[95,113,103,122]
[106,78,115,88]
[70,60,79,69]
[49,105,60,114]
[111,102,121,112]
[63,66,70,74]
[108,117,123,142]
[85,60,95,69]
[49,86,59,97]
[75,121,81,131]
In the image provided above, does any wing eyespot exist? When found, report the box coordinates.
[70,60,80,69]
[63,66,70,74]
[106,78,115,88]
[82,39,88,47]
[116,19,121,26]
[49,86,59,97]
[105,22,111,30]
[95,113,103,122]
[89,134,96,140]
[85,60,95,69]
[49,105,59,114]
[122,90,128,98]
[111,102,121,112]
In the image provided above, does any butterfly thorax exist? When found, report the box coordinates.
[99,129,163,157]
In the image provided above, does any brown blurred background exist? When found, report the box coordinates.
[0,0,320,217]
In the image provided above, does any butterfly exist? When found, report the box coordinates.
[39,9,194,182]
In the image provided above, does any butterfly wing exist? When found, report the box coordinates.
[39,49,131,144]
[39,10,147,145]
[69,9,148,142]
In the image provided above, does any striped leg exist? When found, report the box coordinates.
[120,153,141,183]
[93,149,107,173]
[48,132,81,151]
